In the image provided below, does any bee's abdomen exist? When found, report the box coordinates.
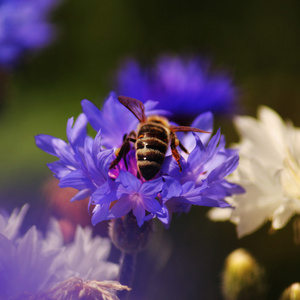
[136,124,168,180]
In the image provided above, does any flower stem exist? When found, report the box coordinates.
[118,251,136,300]
[109,212,154,299]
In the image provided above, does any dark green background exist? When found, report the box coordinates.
[1,1,300,299]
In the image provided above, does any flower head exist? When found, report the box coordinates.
[222,248,266,300]
[36,92,243,227]
[114,55,239,121]
[209,106,300,237]
[0,0,59,68]
[0,204,119,299]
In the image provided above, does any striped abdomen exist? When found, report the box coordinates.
[136,122,169,180]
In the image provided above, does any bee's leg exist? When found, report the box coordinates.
[109,133,136,170]
[178,140,189,154]
[170,132,182,172]
[109,140,129,170]
[128,130,137,139]
[123,131,137,170]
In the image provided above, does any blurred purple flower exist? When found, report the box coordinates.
[114,55,239,121]
[0,204,119,299]
[36,92,243,227]
[0,0,60,68]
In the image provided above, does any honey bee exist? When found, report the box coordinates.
[109,96,210,180]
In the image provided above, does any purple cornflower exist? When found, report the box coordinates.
[114,55,239,121]
[35,92,243,227]
[0,0,59,68]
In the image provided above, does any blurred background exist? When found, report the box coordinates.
[1,0,300,299]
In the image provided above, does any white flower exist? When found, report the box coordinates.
[0,204,120,299]
[208,106,300,237]
[0,204,60,299]
[0,203,29,240]
[54,225,119,283]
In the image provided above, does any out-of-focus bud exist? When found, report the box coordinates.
[109,211,154,299]
[33,277,131,300]
[222,248,266,300]
[280,283,300,300]
[108,211,153,254]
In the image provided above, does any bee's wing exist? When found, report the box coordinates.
[118,96,147,123]
[170,125,211,134]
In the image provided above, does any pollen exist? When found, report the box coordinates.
[115,148,121,156]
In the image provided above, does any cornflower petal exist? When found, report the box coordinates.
[47,161,71,179]
[91,204,111,226]
[139,177,164,196]
[58,169,91,190]
[116,171,141,194]
[35,134,59,156]
[51,139,78,167]
[80,99,103,133]
[186,134,206,172]
[70,189,90,202]
[108,196,132,219]
[161,155,185,180]
[66,114,88,151]
[91,180,117,204]
[161,176,183,200]
[143,196,164,215]
[207,155,240,183]
[92,130,102,159]
[156,205,170,225]
[97,149,115,179]
[181,111,214,151]
[132,204,146,227]
[81,92,137,149]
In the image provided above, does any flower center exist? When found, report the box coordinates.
[130,192,142,203]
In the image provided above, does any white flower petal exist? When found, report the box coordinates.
[210,106,300,237]
[207,207,232,221]
[272,204,294,230]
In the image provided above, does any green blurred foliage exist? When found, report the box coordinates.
[1,1,300,299]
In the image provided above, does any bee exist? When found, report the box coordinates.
[109,96,210,180]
